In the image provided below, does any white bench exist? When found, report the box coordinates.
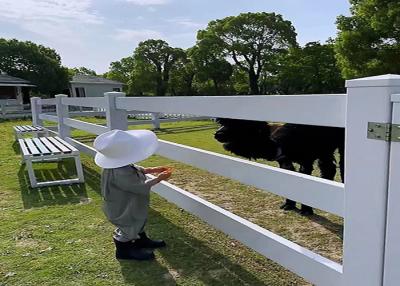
[14,125,48,140]
[18,136,85,188]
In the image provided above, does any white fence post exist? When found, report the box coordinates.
[151,112,161,130]
[343,75,400,285]
[55,94,70,138]
[383,90,400,286]
[30,97,42,126]
[104,92,127,131]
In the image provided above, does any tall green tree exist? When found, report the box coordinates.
[278,42,345,94]
[134,39,184,96]
[0,38,69,96]
[335,0,400,78]
[169,49,196,96]
[190,41,233,95]
[106,56,135,84]
[197,12,297,94]
[105,56,135,94]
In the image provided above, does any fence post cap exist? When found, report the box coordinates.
[346,74,400,88]
[30,97,40,103]
[104,91,126,97]
[55,94,68,98]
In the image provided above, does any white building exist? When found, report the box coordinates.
[69,74,124,98]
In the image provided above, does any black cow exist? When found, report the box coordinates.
[214,118,345,215]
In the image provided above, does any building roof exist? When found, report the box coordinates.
[0,74,35,87]
[70,74,124,85]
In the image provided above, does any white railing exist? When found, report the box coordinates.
[33,96,208,130]
[0,102,31,119]
[30,74,400,286]
[157,140,344,216]
[116,94,346,127]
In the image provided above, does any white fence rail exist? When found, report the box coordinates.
[116,94,346,127]
[38,113,58,122]
[63,118,109,135]
[151,177,343,286]
[30,75,400,286]
[1,103,31,119]
[61,97,107,108]
[157,140,344,216]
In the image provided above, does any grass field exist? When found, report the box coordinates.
[0,118,343,286]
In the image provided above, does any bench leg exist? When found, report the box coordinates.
[25,155,84,188]
[26,159,38,188]
[74,156,85,183]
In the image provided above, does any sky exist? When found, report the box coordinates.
[0,0,351,74]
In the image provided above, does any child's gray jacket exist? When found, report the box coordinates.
[101,165,150,239]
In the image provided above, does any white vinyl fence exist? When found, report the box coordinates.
[30,74,400,286]
[0,101,31,119]
[31,97,208,130]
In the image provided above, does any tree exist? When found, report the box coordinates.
[335,0,400,78]
[230,66,250,95]
[134,40,184,96]
[69,67,97,77]
[190,41,233,95]
[169,50,196,96]
[130,60,159,96]
[0,38,69,96]
[277,42,344,94]
[106,57,135,83]
[105,56,135,94]
[197,12,297,94]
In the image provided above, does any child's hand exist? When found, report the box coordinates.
[144,166,171,174]
[157,170,172,181]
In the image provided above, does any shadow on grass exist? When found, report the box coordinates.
[119,208,270,286]
[18,159,89,209]
[71,135,96,144]
[12,141,20,154]
[306,213,343,240]
[80,161,102,196]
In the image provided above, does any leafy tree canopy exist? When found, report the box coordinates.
[134,39,184,96]
[335,0,400,78]
[0,38,69,96]
[106,56,135,84]
[169,49,196,96]
[69,66,97,77]
[190,41,233,95]
[278,42,345,94]
[197,12,297,94]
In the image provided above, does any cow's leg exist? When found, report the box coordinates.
[339,144,345,183]
[318,155,337,181]
[279,159,297,211]
[299,163,314,216]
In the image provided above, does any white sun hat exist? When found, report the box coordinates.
[93,129,158,169]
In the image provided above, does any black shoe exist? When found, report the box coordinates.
[134,232,166,249]
[300,205,314,216]
[280,200,297,211]
[114,238,155,261]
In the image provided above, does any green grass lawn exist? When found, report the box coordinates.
[0,118,343,286]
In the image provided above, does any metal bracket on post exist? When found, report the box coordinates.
[367,122,400,142]
[391,124,400,142]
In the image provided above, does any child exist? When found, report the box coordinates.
[94,129,172,261]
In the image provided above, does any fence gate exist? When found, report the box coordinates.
[383,94,400,286]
